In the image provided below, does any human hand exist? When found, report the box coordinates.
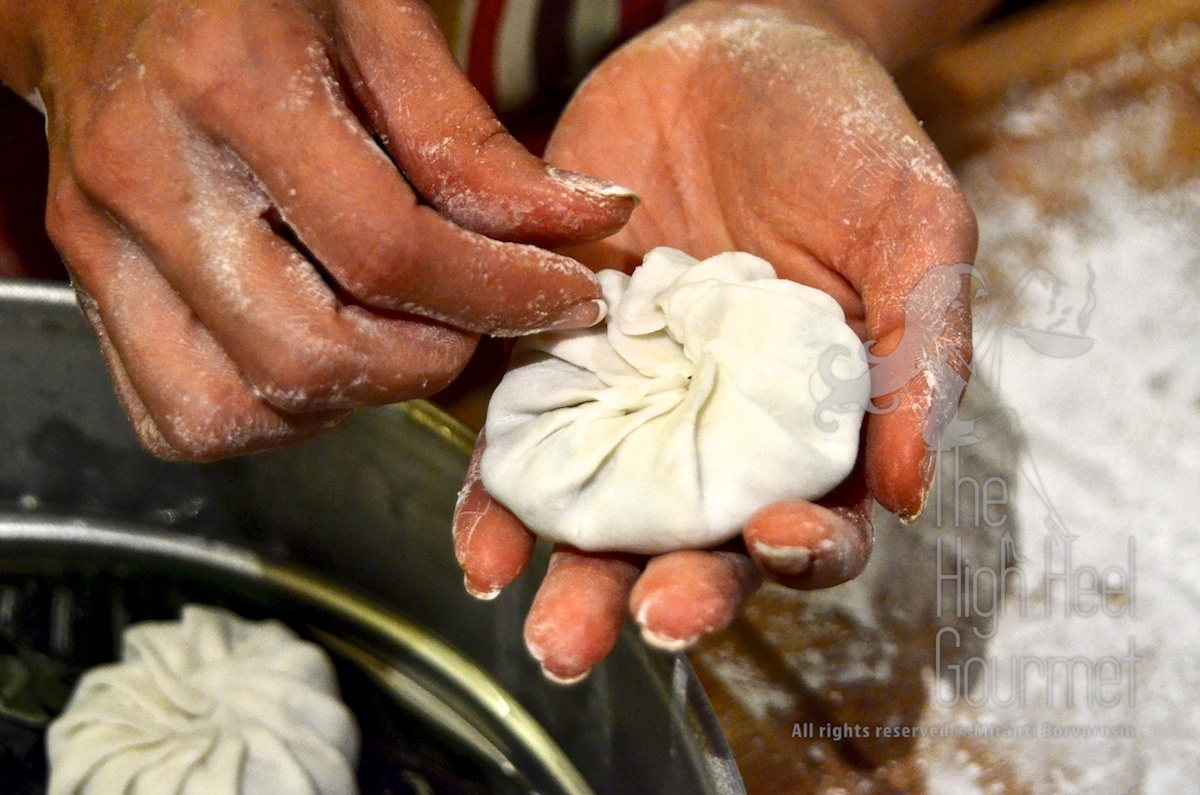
[0,0,635,460]
[453,0,977,682]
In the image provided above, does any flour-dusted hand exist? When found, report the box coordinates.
[0,0,636,460]
[481,248,869,554]
[454,0,983,682]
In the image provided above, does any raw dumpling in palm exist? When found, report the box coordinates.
[481,247,869,555]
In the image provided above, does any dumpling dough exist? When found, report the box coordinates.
[46,605,360,795]
[480,247,869,554]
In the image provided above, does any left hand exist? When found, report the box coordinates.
[4,0,634,461]
[453,0,978,682]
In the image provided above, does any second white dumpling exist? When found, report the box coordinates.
[481,247,870,554]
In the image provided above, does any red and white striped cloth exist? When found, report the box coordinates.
[430,0,684,112]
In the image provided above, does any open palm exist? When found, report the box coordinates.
[454,2,977,682]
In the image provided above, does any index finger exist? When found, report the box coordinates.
[160,5,611,337]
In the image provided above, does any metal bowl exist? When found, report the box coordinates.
[0,514,592,795]
[0,279,745,795]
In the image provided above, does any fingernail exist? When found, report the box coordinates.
[542,299,607,332]
[463,575,501,601]
[750,542,813,576]
[540,664,591,686]
[902,452,938,523]
[546,166,639,201]
[633,600,698,651]
[525,636,590,684]
[639,625,695,653]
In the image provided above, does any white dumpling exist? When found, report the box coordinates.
[480,247,870,555]
[46,605,360,795]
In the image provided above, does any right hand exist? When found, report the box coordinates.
[1,0,635,460]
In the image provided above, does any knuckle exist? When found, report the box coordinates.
[149,388,350,460]
[406,339,475,396]
[145,10,257,117]
[147,399,297,462]
[245,320,474,410]
[43,182,92,255]
[242,338,348,411]
[129,364,300,462]
[132,417,188,462]
[461,111,510,157]
[148,409,239,462]
[67,102,143,212]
